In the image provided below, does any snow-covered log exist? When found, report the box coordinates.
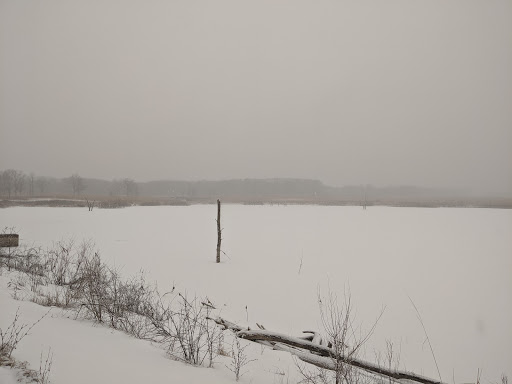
[272,342,336,370]
[210,317,447,384]
[238,329,335,356]
[299,331,331,347]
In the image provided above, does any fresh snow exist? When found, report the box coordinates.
[1,205,511,383]
[0,367,18,384]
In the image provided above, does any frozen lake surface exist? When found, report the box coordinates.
[1,205,511,381]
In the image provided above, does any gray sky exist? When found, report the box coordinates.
[1,0,511,195]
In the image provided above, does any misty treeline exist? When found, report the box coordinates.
[0,169,417,202]
[0,169,138,198]
[2,169,508,207]
[0,169,323,200]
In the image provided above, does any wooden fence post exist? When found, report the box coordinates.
[216,199,221,263]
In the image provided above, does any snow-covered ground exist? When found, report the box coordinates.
[1,205,511,383]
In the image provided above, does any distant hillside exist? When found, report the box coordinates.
[139,178,324,201]
[1,173,510,208]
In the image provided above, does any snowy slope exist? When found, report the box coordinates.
[1,205,511,383]
[0,272,297,384]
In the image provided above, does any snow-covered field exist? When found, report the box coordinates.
[1,205,511,383]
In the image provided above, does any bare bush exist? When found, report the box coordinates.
[0,309,28,361]
[72,253,149,329]
[86,199,95,211]
[9,247,45,286]
[38,347,53,384]
[4,240,96,310]
[146,292,221,366]
[226,337,255,381]
[44,240,93,288]
[3,237,224,369]
[107,272,157,338]
[31,284,76,309]
[42,243,224,365]
[0,309,53,384]
[45,241,75,286]
[0,308,50,363]
[74,251,110,322]
[296,288,384,384]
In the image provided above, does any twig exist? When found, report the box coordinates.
[408,295,442,383]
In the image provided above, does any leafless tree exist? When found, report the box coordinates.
[28,172,35,197]
[1,169,17,197]
[69,173,86,196]
[123,178,138,197]
[13,170,26,196]
[36,176,49,195]
[110,179,123,196]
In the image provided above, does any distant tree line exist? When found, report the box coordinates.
[0,170,61,197]
[0,169,26,197]
[1,171,323,200]
[0,169,143,199]
[2,170,498,206]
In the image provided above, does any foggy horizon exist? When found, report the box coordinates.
[1,1,511,196]
[0,170,508,199]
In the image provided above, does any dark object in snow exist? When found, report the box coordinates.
[216,199,221,263]
[0,234,18,247]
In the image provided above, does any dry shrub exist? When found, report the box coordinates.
[3,236,223,368]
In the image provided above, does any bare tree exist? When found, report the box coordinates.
[29,173,35,197]
[13,170,26,196]
[123,178,138,197]
[1,169,16,197]
[110,179,123,196]
[36,176,49,195]
[69,173,86,196]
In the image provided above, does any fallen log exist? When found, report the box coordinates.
[210,317,446,384]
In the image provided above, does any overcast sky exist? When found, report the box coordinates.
[1,0,511,195]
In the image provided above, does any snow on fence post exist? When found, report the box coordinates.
[0,234,19,247]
